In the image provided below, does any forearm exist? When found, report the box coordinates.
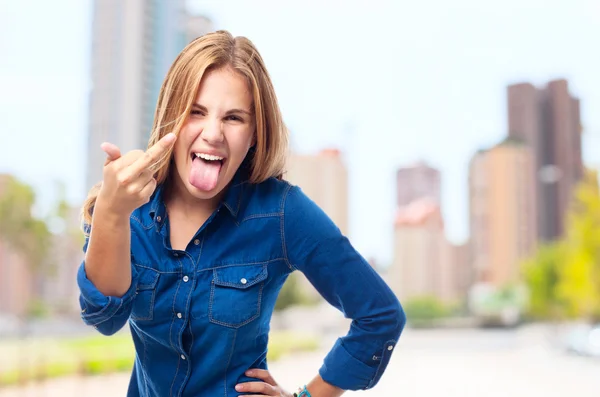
[84,198,132,297]
[305,374,344,397]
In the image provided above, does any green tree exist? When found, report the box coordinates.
[522,242,564,320]
[0,175,52,272]
[0,175,53,318]
[523,169,600,321]
[556,170,600,321]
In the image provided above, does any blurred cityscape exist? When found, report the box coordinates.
[1,0,600,396]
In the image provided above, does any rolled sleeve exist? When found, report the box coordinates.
[76,230,139,335]
[320,338,398,390]
[77,262,138,334]
[283,186,406,390]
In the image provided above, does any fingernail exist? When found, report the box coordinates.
[235,384,243,391]
[164,132,176,142]
[245,370,252,375]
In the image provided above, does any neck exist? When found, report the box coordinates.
[164,173,223,221]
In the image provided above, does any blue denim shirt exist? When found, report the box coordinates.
[77,166,406,397]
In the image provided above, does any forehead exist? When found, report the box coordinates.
[195,66,252,108]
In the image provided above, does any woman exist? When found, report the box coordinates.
[77,30,405,397]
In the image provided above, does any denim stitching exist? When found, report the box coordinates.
[176,277,196,397]
[280,184,296,271]
[131,272,159,321]
[208,271,216,323]
[213,266,267,288]
[368,339,397,388]
[193,258,284,274]
[82,298,122,326]
[194,234,205,268]
[223,329,238,397]
[134,263,180,274]
[81,296,113,318]
[137,328,150,396]
[131,214,154,230]
[169,276,183,352]
[209,282,264,329]
[169,349,182,397]
[239,212,282,223]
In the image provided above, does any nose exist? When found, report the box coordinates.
[200,118,224,144]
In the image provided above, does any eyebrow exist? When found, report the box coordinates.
[192,103,253,116]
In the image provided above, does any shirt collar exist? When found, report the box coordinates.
[221,160,250,219]
[148,184,167,230]
[148,158,251,226]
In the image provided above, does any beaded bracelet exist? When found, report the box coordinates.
[293,385,311,397]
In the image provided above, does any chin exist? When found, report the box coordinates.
[185,182,224,200]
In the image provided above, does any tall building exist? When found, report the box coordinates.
[86,1,213,191]
[507,79,583,241]
[390,198,465,302]
[285,149,349,236]
[469,139,537,287]
[0,242,32,317]
[396,161,441,207]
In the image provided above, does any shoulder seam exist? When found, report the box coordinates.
[280,184,296,271]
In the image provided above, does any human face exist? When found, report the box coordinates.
[172,66,255,202]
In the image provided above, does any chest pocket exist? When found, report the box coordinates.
[131,268,160,321]
[209,263,268,328]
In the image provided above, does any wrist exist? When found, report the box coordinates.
[93,197,131,225]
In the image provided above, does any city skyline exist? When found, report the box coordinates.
[86,1,213,191]
[508,79,584,242]
[1,0,599,264]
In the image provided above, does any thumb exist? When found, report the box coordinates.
[101,142,122,164]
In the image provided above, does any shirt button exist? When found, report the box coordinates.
[194,239,200,245]
[177,313,182,319]
[240,278,247,285]
[183,276,189,282]
[173,252,179,257]
[388,345,394,351]
[181,354,186,360]
[156,216,162,222]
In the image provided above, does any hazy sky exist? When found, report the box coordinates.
[0,0,599,264]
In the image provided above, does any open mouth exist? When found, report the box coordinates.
[191,152,226,166]
[188,152,227,192]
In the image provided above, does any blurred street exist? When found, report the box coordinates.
[1,324,599,397]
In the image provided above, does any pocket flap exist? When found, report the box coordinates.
[213,264,268,289]
[136,269,159,291]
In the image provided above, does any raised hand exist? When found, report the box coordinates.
[97,133,177,217]
[235,369,293,396]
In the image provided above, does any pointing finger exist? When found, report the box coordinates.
[130,133,177,173]
[101,142,122,164]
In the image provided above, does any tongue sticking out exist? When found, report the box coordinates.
[190,157,222,191]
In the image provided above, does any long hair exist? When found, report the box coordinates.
[82,30,289,227]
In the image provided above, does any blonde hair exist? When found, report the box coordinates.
[82,30,289,227]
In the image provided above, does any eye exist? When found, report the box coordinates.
[190,109,205,116]
[225,115,243,122]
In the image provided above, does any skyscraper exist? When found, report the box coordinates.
[285,149,349,236]
[396,161,441,208]
[86,0,213,191]
[469,139,537,286]
[507,79,583,241]
[390,198,449,301]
